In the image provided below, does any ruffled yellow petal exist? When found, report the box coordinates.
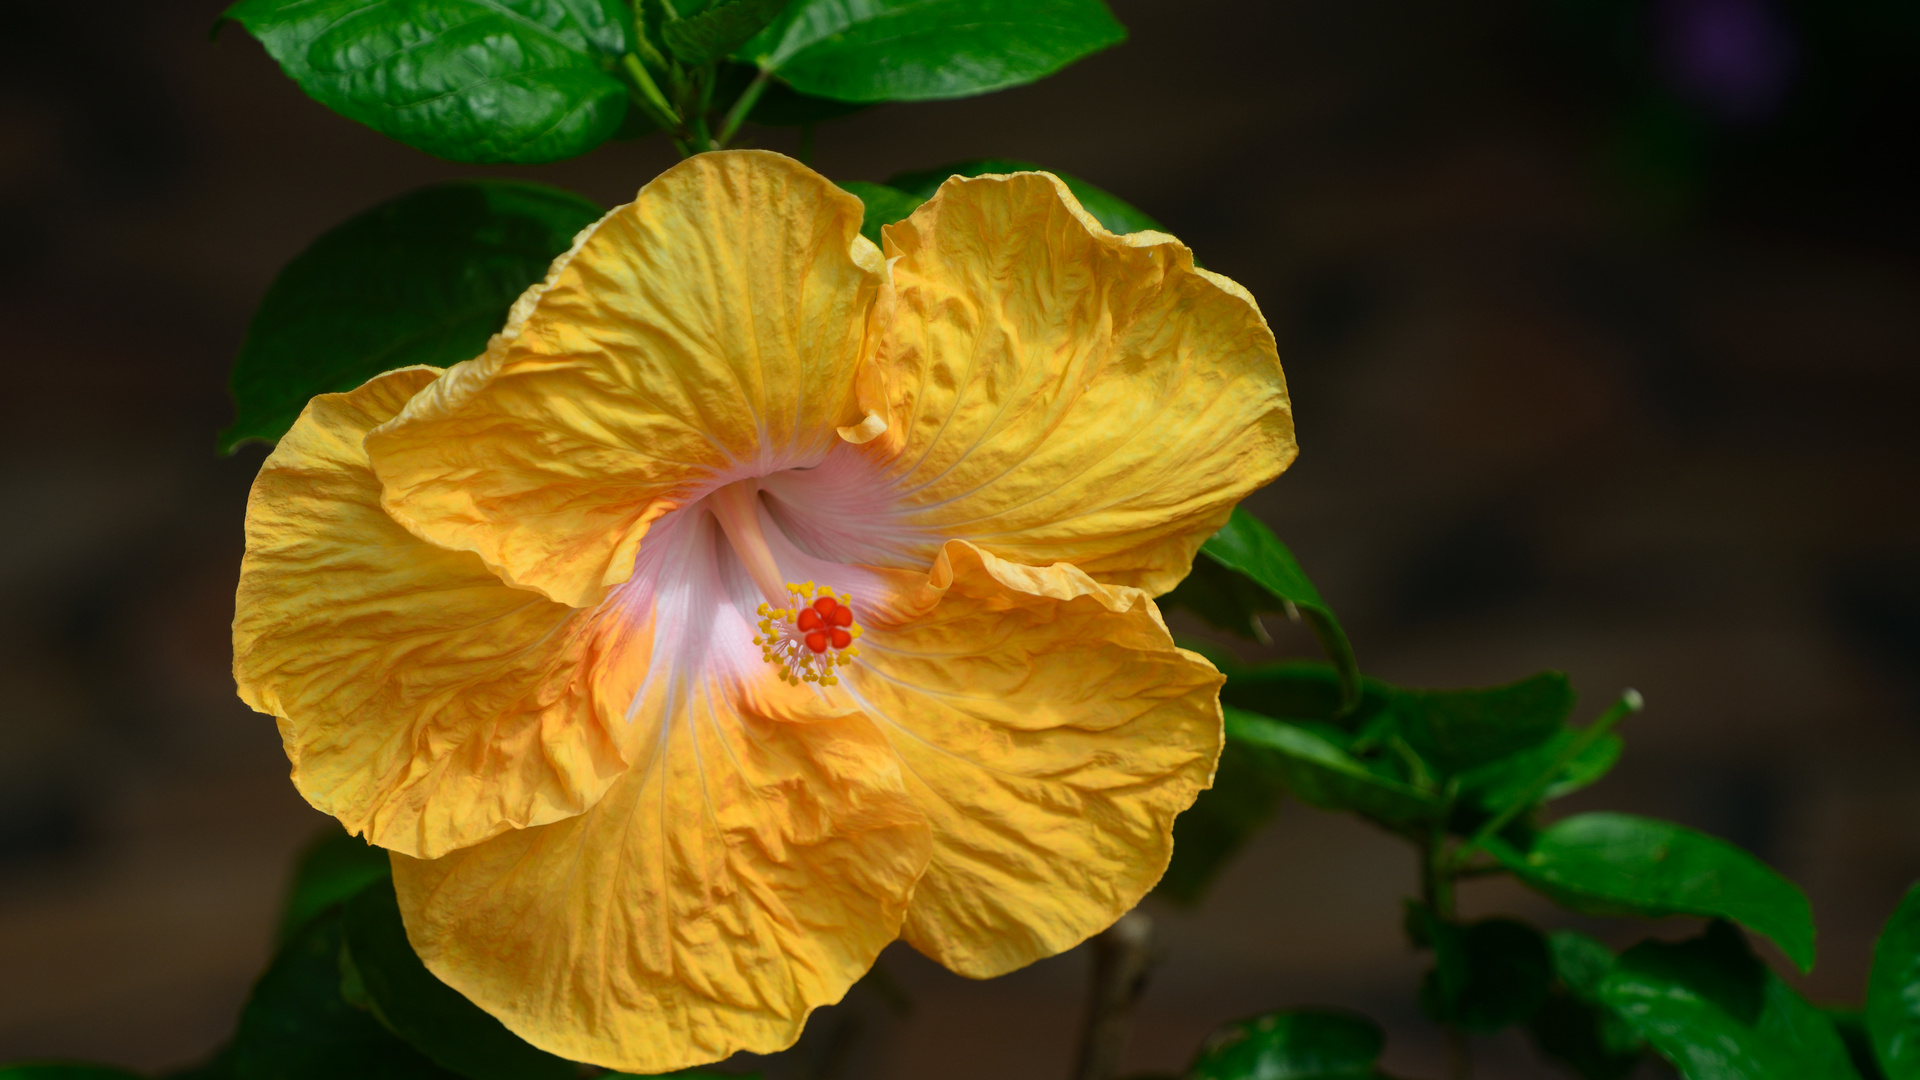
[390,675,932,1073]
[366,150,886,609]
[845,540,1223,978]
[859,172,1296,594]
[234,367,644,859]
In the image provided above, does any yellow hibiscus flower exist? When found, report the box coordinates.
[233,150,1294,1072]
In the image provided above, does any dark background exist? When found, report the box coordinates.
[2,0,1917,1076]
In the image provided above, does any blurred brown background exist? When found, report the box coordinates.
[2,0,1917,1076]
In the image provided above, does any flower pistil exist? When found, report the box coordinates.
[756,583,862,686]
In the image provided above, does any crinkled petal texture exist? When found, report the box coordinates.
[391,681,931,1073]
[236,152,1284,1071]
[859,172,1296,594]
[365,150,885,609]
[847,541,1224,977]
[234,367,645,859]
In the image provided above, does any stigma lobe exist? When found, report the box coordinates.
[754,582,862,685]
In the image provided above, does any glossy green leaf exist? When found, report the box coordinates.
[1157,735,1286,904]
[886,158,1164,237]
[341,878,575,1080]
[1390,671,1573,777]
[664,0,787,64]
[229,908,458,1080]
[1868,881,1920,1079]
[1227,707,1441,833]
[835,181,923,245]
[1491,813,1816,972]
[1455,726,1624,811]
[1526,931,1644,1080]
[1600,921,1855,1080]
[1418,917,1553,1033]
[1185,1009,1387,1080]
[1218,661,1354,723]
[0,1060,145,1068]
[1160,556,1289,643]
[740,0,1125,103]
[279,824,392,944]
[222,0,629,163]
[221,180,601,452]
[748,78,869,125]
[1196,507,1360,712]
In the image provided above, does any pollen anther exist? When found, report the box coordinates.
[755,581,864,687]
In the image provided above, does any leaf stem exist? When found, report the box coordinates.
[689,65,717,152]
[1449,689,1644,871]
[716,67,773,149]
[621,53,683,136]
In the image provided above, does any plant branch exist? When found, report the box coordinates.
[1071,909,1154,1080]
[1449,688,1644,870]
[716,67,773,148]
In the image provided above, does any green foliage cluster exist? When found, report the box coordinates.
[12,3,1920,1080]
[1147,517,1920,1080]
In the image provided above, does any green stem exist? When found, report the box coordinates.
[689,63,716,151]
[715,67,773,149]
[797,120,816,164]
[621,53,682,135]
[1450,689,1644,870]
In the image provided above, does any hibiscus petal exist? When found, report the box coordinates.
[861,172,1297,594]
[234,367,644,859]
[390,681,931,1072]
[845,540,1223,978]
[365,150,885,609]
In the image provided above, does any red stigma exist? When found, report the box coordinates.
[829,627,852,649]
[797,607,823,631]
[804,631,829,653]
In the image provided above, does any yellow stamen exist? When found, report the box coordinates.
[754,580,865,688]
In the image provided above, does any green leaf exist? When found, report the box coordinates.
[279,824,392,944]
[1525,931,1645,1080]
[0,1060,145,1068]
[229,908,459,1080]
[1160,556,1289,643]
[1227,707,1442,833]
[341,878,577,1080]
[1196,507,1360,712]
[1599,921,1856,1080]
[1184,1009,1387,1080]
[740,0,1125,103]
[1868,881,1920,1079]
[1156,735,1286,904]
[1831,1009,1891,1080]
[222,0,629,164]
[834,181,923,245]
[885,158,1165,236]
[1455,726,1623,811]
[748,77,869,125]
[1418,917,1553,1034]
[1218,661,1353,723]
[1491,813,1816,973]
[1390,671,1573,777]
[664,0,787,63]
[1549,930,1619,1001]
[221,180,601,452]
